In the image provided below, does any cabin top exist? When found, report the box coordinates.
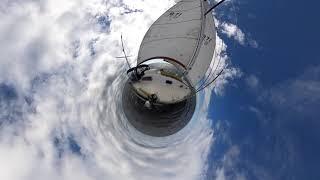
[131,62,192,105]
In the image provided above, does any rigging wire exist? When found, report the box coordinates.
[195,67,225,93]
[196,58,223,92]
[205,0,226,16]
[183,0,238,99]
[120,34,132,69]
[184,66,225,100]
[195,38,224,92]
[195,0,240,94]
[189,0,227,92]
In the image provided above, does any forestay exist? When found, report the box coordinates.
[137,0,216,86]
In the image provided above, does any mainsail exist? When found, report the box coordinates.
[137,0,216,86]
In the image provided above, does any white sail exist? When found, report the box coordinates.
[188,1,216,85]
[137,0,216,86]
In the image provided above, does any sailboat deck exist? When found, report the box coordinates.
[132,70,191,104]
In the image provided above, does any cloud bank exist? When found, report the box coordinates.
[0,0,242,179]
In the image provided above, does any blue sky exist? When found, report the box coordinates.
[207,0,320,179]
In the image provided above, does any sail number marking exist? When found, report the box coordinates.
[203,34,212,46]
[167,11,183,19]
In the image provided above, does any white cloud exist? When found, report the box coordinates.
[213,1,258,48]
[249,39,259,48]
[216,168,227,180]
[262,65,320,116]
[220,22,245,45]
[209,66,320,180]
[0,0,242,179]
[245,74,259,89]
[213,145,248,180]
